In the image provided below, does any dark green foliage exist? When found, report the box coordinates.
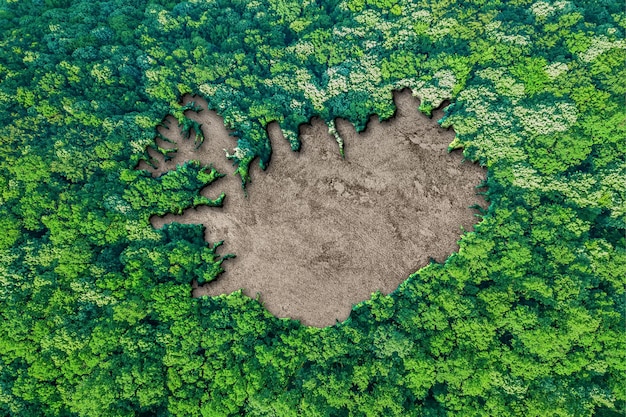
[0,0,624,415]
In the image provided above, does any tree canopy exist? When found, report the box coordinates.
[0,0,624,415]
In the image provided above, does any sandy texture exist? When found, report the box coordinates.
[137,90,487,327]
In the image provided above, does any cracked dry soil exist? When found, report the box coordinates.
[138,89,487,327]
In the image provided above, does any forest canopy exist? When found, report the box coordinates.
[0,0,625,416]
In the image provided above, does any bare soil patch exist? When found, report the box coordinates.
[138,90,487,327]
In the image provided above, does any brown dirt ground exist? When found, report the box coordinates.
[137,89,487,327]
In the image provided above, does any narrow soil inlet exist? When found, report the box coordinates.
[138,89,487,327]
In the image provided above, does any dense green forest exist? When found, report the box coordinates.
[1,0,625,415]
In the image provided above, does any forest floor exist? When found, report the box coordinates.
[138,90,487,327]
